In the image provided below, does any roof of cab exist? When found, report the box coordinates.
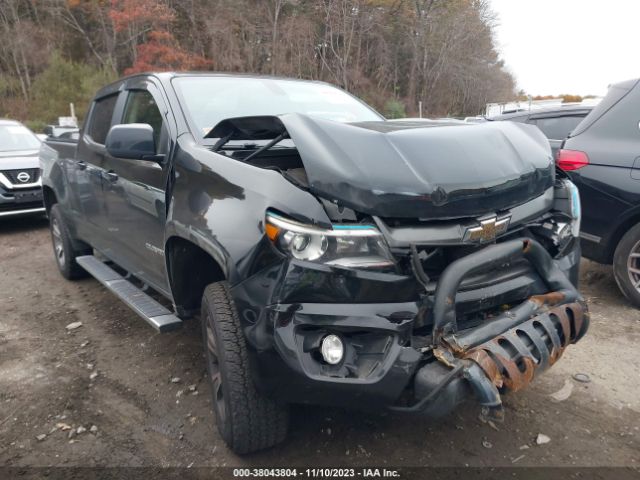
[93,71,330,100]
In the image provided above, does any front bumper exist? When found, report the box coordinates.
[0,184,44,217]
[232,237,588,418]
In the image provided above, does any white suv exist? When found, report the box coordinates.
[0,119,44,218]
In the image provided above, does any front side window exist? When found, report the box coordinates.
[0,124,41,151]
[88,94,118,144]
[122,90,164,147]
[172,76,382,140]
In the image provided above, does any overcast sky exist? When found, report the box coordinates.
[490,0,639,96]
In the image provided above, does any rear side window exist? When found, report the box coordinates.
[88,94,118,144]
[570,79,639,137]
[530,115,586,140]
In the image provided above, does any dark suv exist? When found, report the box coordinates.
[559,78,640,307]
[491,105,593,157]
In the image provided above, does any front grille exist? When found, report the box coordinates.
[2,168,40,184]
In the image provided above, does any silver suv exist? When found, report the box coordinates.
[0,119,44,218]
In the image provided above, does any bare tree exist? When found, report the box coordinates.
[1,0,516,121]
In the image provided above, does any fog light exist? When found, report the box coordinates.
[321,334,344,365]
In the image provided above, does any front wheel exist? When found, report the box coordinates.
[201,282,289,454]
[613,222,640,308]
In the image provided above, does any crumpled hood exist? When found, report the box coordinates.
[0,149,40,170]
[280,114,554,219]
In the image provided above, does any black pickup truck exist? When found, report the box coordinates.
[40,72,589,454]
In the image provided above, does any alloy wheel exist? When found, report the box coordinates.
[628,240,640,293]
[51,218,65,267]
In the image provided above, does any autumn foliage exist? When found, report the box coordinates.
[123,30,211,74]
[1,0,518,126]
[109,0,210,74]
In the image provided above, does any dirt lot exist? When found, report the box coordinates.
[1,216,639,470]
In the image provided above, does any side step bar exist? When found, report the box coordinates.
[76,255,182,333]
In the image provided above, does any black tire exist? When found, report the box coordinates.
[201,282,289,454]
[613,222,640,308]
[49,204,91,280]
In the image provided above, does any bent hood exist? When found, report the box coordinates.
[281,114,554,219]
[207,114,554,220]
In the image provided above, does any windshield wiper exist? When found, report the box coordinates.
[243,132,289,163]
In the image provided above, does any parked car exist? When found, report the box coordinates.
[491,105,593,157]
[40,73,589,453]
[558,78,640,307]
[0,119,45,218]
[44,124,79,139]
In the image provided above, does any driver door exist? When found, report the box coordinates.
[101,81,173,294]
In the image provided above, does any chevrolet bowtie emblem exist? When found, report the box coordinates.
[463,215,511,243]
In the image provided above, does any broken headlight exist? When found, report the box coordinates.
[536,179,582,257]
[553,178,581,237]
[265,211,395,270]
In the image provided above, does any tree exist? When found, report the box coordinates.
[1,0,516,124]
[124,30,210,74]
[109,0,210,74]
[29,52,116,124]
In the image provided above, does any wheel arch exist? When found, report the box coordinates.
[42,185,58,214]
[165,236,227,316]
[605,208,640,263]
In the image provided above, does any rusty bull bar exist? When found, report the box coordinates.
[391,238,589,419]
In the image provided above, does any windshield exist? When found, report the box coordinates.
[0,124,41,151]
[172,76,383,139]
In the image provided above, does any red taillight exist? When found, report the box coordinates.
[556,149,589,171]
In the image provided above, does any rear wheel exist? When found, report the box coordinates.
[613,223,640,308]
[201,282,289,454]
[49,204,90,280]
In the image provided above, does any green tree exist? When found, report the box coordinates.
[384,99,406,119]
[29,53,116,125]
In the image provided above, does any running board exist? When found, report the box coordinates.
[76,255,182,333]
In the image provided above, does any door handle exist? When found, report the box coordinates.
[103,170,118,182]
[76,160,87,171]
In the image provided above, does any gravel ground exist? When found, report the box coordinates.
[0,216,638,470]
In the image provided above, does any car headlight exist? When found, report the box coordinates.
[554,179,581,237]
[567,180,581,237]
[265,211,396,270]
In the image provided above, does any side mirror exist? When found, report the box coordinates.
[43,126,53,137]
[105,123,158,160]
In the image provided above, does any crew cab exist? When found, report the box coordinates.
[40,73,589,454]
[0,119,44,218]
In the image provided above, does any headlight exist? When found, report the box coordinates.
[265,211,395,270]
[567,180,581,237]
[554,179,581,237]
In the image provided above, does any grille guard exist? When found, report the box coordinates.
[394,238,589,419]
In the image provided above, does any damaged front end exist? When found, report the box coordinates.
[211,113,589,420]
[391,237,589,421]
[229,180,589,420]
